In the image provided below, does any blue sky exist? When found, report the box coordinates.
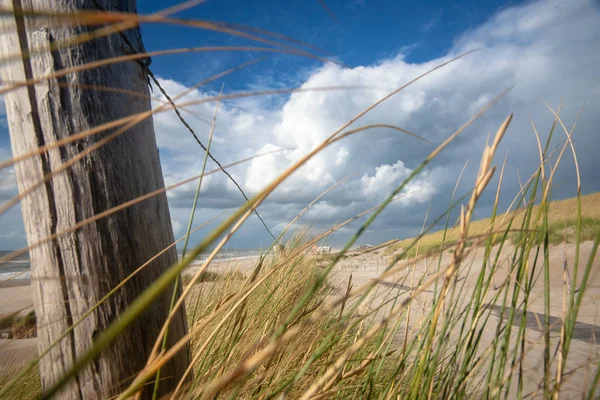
[137,0,524,90]
[1,0,600,250]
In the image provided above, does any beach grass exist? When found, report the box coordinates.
[0,361,40,400]
[0,311,36,340]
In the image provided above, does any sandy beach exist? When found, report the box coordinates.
[328,241,600,398]
[0,280,34,317]
[0,279,37,371]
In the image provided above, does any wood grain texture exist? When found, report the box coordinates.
[0,1,190,398]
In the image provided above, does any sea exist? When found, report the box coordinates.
[0,249,263,282]
[0,251,31,281]
[184,248,263,263]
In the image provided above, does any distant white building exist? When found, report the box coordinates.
[316,246,331,253]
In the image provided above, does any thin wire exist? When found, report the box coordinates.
[146,71,279,243]
[90,0,279,243]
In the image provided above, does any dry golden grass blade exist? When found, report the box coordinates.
[451,152,509,368]
[209,20,333,55]
[24,209,229,353]
[530,117,547,184]
[338,273,355,318]
[0,1,331,67]
[541,107,584,202]
[317,0,341,24]
[0,268,30,286]
[491,151,508,244]
[0,148,282,268]
[544,104,583,194]
[0,0,207,64]
[332,124,433,144]
[325,50,480,144]
[0,56,274,219]
[408,115,512,398]
[0,46,331,97]
[0,84,376,172]
[0,56,267,120]
[527,102,562,203]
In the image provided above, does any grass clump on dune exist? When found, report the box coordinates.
[180,239,392,399]
[0,311,36,339]
[385,192,600,258]
[181,270,246,286]
[512,216,600,246]
[0,362,40,400]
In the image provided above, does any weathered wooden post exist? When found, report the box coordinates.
[0,1,190,398]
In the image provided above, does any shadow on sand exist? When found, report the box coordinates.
[487,303,599,343]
